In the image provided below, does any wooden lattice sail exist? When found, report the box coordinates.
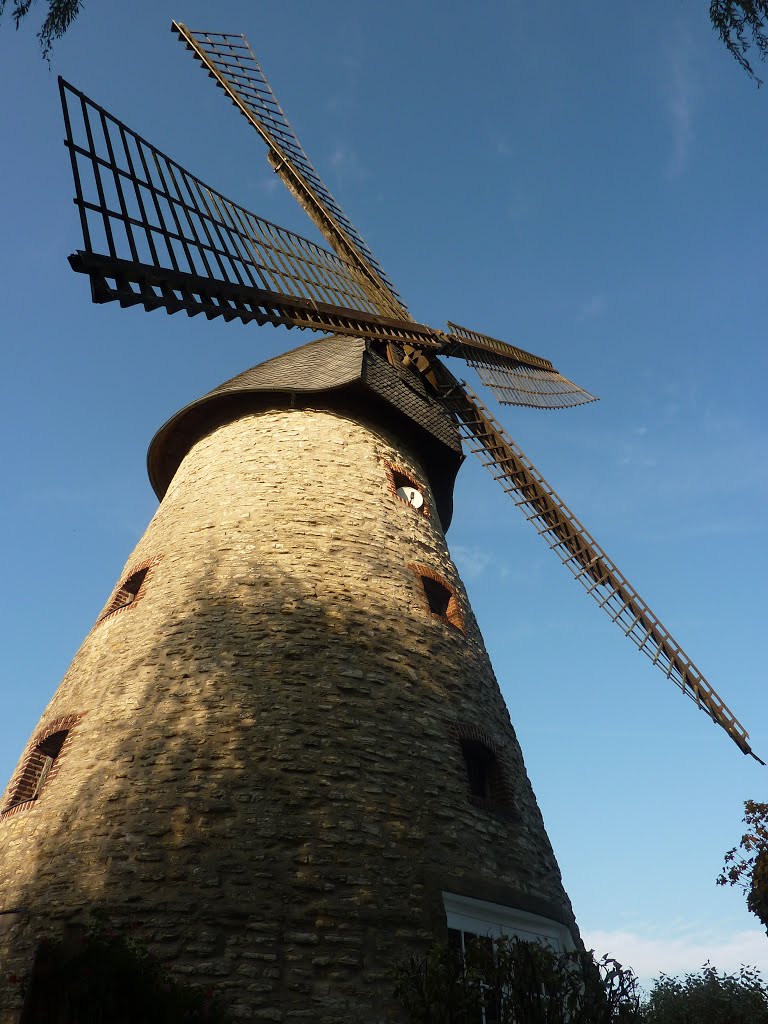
[58,66,758,762]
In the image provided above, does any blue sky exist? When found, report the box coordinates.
[1,0,766,985]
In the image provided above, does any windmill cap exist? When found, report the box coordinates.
[147,335,463,530]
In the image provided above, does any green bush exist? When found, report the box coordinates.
[393,936,642,1023]
[643,964,768,1024]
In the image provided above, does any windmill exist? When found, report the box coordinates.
[0,21,761,1024]
[58,23,759,765]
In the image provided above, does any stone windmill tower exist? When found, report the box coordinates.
[0,25,759,1024]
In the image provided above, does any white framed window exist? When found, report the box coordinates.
[444,892,576,1023]
[443,891,574,953]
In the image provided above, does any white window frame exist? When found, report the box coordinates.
[443,891,575,952]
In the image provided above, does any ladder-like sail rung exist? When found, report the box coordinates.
[58,78,391,324]
[441,380,761,763]
[172,22,407,320]
[445,325,596,410]
[59,78,451,352]
[68,250,448,350]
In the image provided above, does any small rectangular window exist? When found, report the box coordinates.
[411,564,465,631]
[422,576,452,618]
[461,740,494,800]
[3,730,69,813]
[97,558,161,625]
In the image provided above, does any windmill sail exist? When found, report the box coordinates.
[442,380,761,762]
[446,322,597,410]
[58,70,758,762]
[59,79,585,367]
[172,22,407,320]
[59,78,435,344]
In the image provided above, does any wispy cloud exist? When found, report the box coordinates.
[327,143,367,186]
[618,458,659,468]
[506,190,532,222]
[325,53,363,115]
[453,544,493,580]
[618,453,657,468]
[482,122,515,159]
[664,26,697,178]
[257,175,280,195]
[583,924,767,988]
[499,560,546,586]
[241,174,281,206]
[617,424,657,468]
[577,294,606,320]
[618,423,659,468]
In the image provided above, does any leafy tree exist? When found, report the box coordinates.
[0,0,83,58]
[643,963,768,1024]
[3,0,768,84]
[710,1,768,83]
[718,799,768,933]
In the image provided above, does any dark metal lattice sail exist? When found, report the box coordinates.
[60,78,436,344]
[172,21,408,320]
[446,323,597,410]
[59,79,592,384]
[440,378,762,763]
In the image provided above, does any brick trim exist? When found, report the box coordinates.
[409,563,465,632]
[449,721,517,819]
[451,721,498,752]
[95,554,163,626]
[1,714,83,819]
[382,461,431,518]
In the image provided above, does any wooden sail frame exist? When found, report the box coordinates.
[172,21,408,320]
[440,377,761,762]
[56,50,762,762]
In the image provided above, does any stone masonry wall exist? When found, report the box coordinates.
[0,406,578,1023]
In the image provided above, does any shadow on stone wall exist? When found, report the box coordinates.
[0,549,477,1024]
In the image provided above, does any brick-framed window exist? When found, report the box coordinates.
[410,564,464,631]
[1,714,82,819]
[450,722,516,817]
[383,461,431,518]
[96,555,162,625]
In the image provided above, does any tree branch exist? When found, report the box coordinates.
[710,0,768,84]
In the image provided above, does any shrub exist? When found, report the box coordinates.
[643,963,768,1024]
[393,936,642,1023]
